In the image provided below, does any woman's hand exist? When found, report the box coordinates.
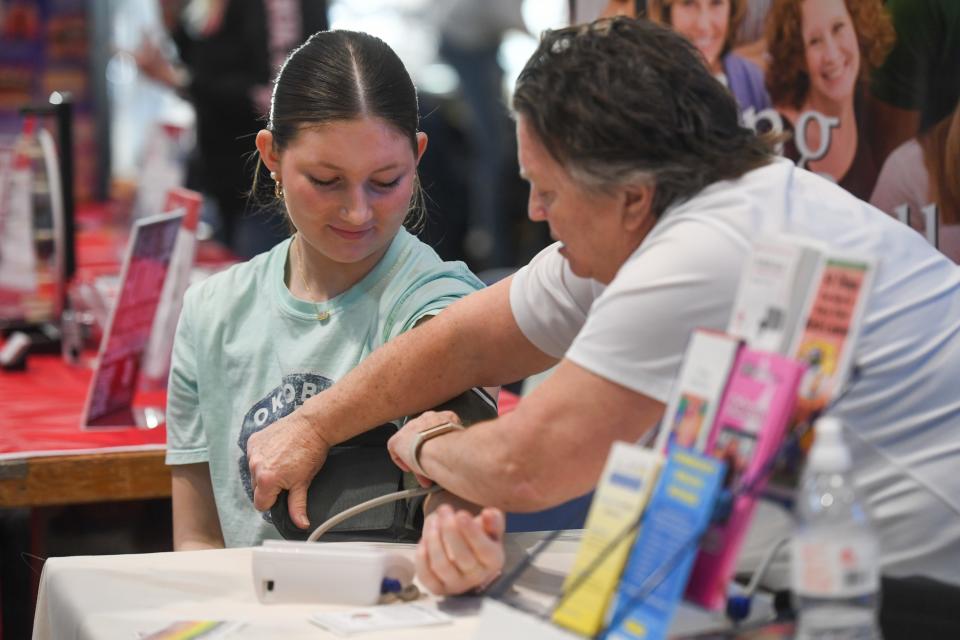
[416,504,506,595]
[133,37,185,90]
[247,410,331,529]
[388,410,462,486]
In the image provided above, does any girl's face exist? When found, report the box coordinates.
[670,0,731,72]
[801,0,860,107]
[259,117,426,270]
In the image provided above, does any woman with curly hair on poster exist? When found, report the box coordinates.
[766,0,894,200]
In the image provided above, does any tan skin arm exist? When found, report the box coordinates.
[247,276,556,527]
[389,359,666,511]
[388,360,665,595]
[171,463,225,551]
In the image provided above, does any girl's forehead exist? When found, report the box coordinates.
[283,119,415,168]
[285,118,410,152]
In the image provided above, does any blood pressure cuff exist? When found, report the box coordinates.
[271,387,498,542]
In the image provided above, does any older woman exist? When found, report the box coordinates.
[766,0,894,199]
[603,0,772,114]
[248,18,960,597]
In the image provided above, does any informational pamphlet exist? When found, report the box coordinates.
[685,348,805,610]
[605,450,725,640]
[310,603,452,636]
[82,210,183,429]
[790,255,875,417]
[727,235,825,355]
[655,330,742,454]
[552,443,664,637]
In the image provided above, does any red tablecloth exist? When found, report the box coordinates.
[0,354,166,460]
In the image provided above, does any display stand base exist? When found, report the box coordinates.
[473,598,583,640]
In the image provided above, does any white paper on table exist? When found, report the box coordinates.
[310,603,452,636]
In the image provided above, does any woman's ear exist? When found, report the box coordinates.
[255,129,280,174]
[415,131,428,165]
[622,182,656,232]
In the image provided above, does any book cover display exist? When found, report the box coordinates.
[727,236,825,355]
[729,237,875,492]
[790,256,875,422]
[655,330,742,454]
[684,348,806,610]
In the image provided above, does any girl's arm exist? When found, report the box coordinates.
[171,463,226,551]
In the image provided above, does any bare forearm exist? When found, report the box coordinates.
[414,361,666,511]
[171,464,226,551]
[298,278,555,446]
[415,413,592,511]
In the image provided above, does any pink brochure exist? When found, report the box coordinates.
[684,348,806,610]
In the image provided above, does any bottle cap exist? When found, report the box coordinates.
[808,416,851,473]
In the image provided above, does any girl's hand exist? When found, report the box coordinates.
[416,504,505,595]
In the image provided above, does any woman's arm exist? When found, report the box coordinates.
[248,277,558,523]
[171,463,225,551]
[389,358,666,511]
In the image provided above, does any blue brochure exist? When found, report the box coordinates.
[604,449,725,640]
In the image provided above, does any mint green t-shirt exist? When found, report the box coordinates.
[165,229,484,547]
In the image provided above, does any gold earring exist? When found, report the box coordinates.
[270,171,284,199]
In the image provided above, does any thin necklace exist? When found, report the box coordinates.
[294,234,332,322]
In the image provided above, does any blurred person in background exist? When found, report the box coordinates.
[871,102,960,263]
[602,0,772,115]
[433,0,528,270]
[135,0,327,259]
[766,0,894,200]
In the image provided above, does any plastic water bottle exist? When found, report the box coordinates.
[791,416,881,639]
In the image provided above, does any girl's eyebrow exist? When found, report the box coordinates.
[307,160,404,173]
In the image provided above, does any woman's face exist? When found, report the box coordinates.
[801,0,860,107]
[670,0,730,72]
[262,117,425,268]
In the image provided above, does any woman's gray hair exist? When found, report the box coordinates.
[513,17,775,217]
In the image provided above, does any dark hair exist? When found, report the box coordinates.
[512,17,775,218]
[766,0,894,110]
[256,30,424,229]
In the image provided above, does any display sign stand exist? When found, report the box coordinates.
[81,210,183,429]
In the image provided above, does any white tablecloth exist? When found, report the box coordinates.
[32,531,769,639]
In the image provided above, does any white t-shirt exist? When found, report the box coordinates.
[510,158,960,584]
